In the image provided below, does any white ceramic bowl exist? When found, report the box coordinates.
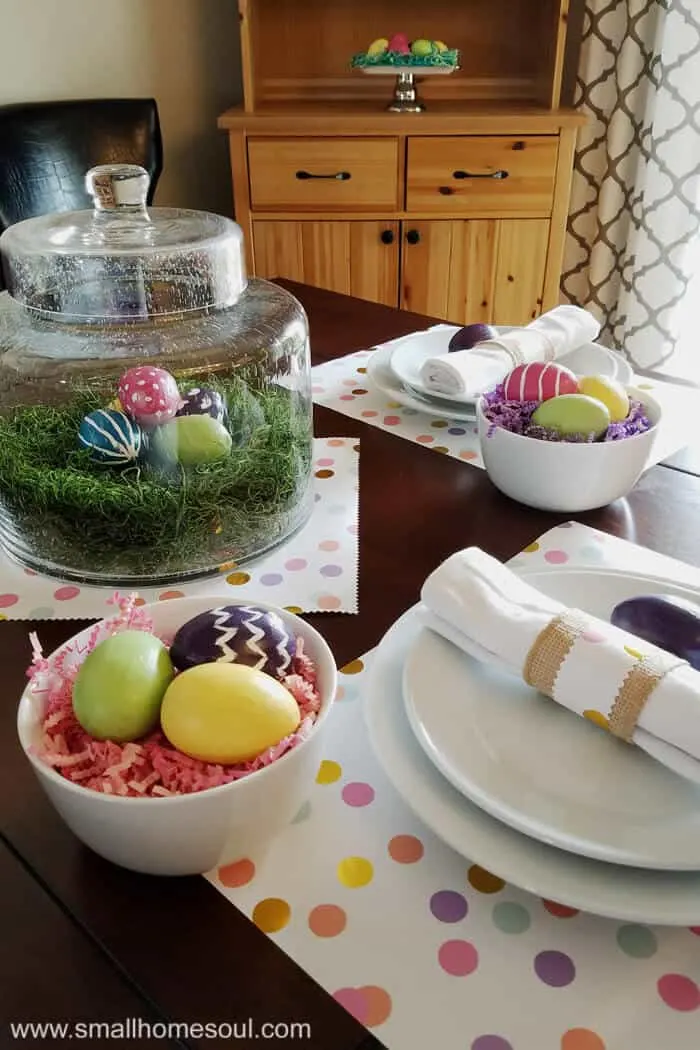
[477,387,661,512]
[17,597,337,876]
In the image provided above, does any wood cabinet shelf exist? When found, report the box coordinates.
[218,0,585,325]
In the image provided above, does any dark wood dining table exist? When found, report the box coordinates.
[3,281,700,1049]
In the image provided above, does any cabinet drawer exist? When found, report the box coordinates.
[406,137,558,216]
[248,138,400,212]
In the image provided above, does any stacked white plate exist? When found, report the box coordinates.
[363,564,700,924]
[365,324,634,421]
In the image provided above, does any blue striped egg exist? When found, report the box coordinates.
[78,409,143,465]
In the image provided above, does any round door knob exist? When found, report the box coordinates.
[406,229,421,245]
[380,229,395,245]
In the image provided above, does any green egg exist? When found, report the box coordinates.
[531,394,611,439]
[150,415,232,467]
[72,631,175,742]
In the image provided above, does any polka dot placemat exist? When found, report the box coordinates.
[206,522,700,1050]
[311,346,699,470]
[312,350,484,466]
[0,438,359,619]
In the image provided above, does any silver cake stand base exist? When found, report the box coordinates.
[357,64,459,114]
[388,72,425,113]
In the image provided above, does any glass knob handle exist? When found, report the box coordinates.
[85,164,150,213]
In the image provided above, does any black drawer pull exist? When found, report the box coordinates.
[406,229,421,245]
[380,229,395,245]
[453,169,509,180]
[295,170,351,181]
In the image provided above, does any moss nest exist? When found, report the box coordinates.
[0,373,313,584]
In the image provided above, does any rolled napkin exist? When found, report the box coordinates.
[420,305,602,398]
[419,547,700,767]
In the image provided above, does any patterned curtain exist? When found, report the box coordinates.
[561,0,700,371]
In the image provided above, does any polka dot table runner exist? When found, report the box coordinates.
[0,438,359,619]
[206,523,700,1050]
[312,348,485,467]
[311,345,700,470]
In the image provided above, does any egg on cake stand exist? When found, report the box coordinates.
[350,36,460,113]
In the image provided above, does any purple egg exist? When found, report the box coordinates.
[448,323,497,352]
[176,387,227,423]
[169,604,296,679]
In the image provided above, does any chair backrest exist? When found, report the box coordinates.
[0,98,163,233]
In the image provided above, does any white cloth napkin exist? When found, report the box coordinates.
[419,548,700,773]
[420,306,602,398]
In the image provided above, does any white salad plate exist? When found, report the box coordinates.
[366,342,478,421]
[364,604,700,924]
[358,65,458,77]
[403,567,700,870]
[387,326,635,405]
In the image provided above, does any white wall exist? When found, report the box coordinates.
[0,0,243,216]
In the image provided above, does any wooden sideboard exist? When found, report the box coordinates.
[218,0,586,326]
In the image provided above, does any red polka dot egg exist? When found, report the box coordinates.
[118,366,182,429]
[503,362,579,403]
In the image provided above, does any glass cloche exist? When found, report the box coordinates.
[0,164,313,585]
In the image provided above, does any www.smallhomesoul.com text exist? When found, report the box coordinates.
[7,1018,313,1041]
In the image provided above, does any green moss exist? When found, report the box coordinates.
[0,373,313,583]
[351,48,459,69]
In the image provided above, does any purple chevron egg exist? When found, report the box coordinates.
[176,387,227,424]
[169,604,296,679]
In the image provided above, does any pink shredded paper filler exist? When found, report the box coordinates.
[27,594,322,798]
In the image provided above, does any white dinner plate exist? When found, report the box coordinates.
[363,605,700,924]
[403,568,700,870]
[366,342,477,422]
[389,329,635,404]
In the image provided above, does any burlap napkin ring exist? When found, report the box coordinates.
[489,330,555,369]
[522,610,686,743]
[608,650,686,741]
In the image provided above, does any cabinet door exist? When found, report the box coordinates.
[400,219,550,325]
[252,220,399,307]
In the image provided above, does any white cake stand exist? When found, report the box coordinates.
[357,64,459,113]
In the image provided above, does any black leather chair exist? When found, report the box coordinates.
[0,98,163,286]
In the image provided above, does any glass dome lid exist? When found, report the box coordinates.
[0,164,247,322]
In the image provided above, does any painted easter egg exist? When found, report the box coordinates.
[160,662,300,764]
[611,594,700,669]
[387,33,410,54]
[503,362,579,403]
[78,409,142,465]
[118,366,182,429]
[531,393,611,439]
[72,631,174,742]
[448,323,497,352]
[169,604,296,677]
[411,38,434,57]
[149,414,232,467]
[367,37,389,56]
[176,387,227,424]
[578,375,630,422]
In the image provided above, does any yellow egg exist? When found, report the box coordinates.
[577,375,629,422]
[367,37,389,56]
[160,663,300,764]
